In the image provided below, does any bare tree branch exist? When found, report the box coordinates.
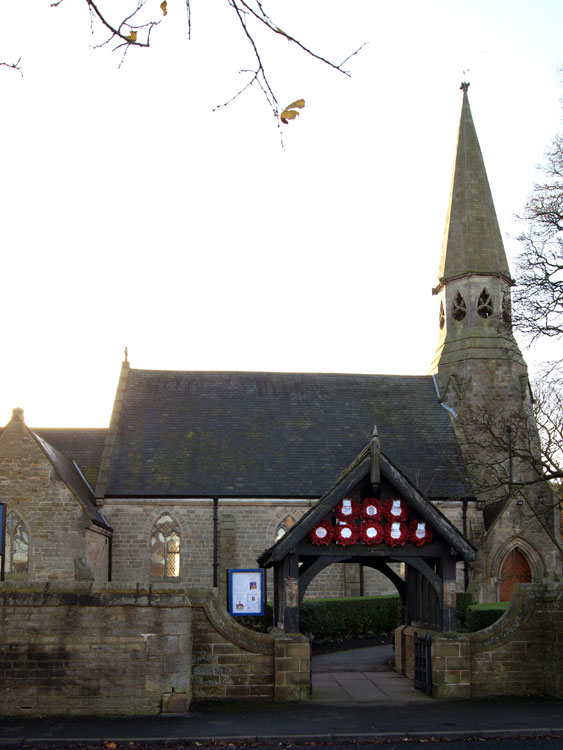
[0,58,23,76]
[46,0,363,123]
[514,132,563,348]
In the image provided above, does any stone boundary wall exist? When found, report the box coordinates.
[395,583,563,700]
[0,583,191,716]
[190,588,310,702]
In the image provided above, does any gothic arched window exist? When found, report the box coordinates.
[477,288,494,319]
[274,515,296,543]
[150,514,181,578]
[5,512,29,576]
[452,291,467,321]
[439,300,445,329]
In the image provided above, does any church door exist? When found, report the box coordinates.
[499,549,532,601]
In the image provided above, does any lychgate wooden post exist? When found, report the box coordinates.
[441,555,457,631]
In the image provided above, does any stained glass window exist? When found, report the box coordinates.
[151,514,180,578]
[5,513,29,575]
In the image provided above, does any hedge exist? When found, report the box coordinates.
[299,595,400,642]
[467,601,509,632]
[456,591,476,630]
[235,593,507,640]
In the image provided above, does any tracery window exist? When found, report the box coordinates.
[439,300,445,329]
[274,514,296,542]
[150,513,181,578]
[452,291,467,321]
[5,512,29,576]
[477,288,494,318]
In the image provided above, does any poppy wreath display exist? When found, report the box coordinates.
[309,520,334,546]
[383,498,409,523]
[409,520,433,547]
[384,520,409,547]
[334,522,360,546]
[360,497,382,521]
[334,497,361,521]
[360,520,384,546]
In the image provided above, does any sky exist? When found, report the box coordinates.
[1,0,562,427]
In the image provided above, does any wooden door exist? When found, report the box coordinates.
[499,549,532,601]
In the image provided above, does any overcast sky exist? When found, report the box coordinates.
[1,0,561,427]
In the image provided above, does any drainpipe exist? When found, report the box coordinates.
[213,496,219,588]
[462,498,468,590]
[108,534,113,582]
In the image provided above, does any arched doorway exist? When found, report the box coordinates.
[499,548,532,601]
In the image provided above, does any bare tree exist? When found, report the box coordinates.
[513,132,563,349]
[0,58,23,76]
[44,0,364,123]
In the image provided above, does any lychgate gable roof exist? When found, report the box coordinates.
[258,445,475,567]
[100,367,473,499]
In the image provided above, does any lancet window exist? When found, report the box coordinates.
[439,300,445,329]
[150,513,181,578]
[274,514,296,543]
[5,512,29,576]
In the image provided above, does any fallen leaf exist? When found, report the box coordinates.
[105,743,118,750]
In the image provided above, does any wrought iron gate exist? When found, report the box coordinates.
[413,632,432,694]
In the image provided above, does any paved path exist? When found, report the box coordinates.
[312,644,433,704]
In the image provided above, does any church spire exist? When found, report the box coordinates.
[436,82,512,291]
[430,84,527,397]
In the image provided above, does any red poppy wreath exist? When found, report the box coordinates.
[335,497,361,521]
[384,520,409,546]
[361,497,382,521]
[409,520,433,547]
[383,498,409,523]
[360,520,384,546]
[309,520,334,546]
[334,523,360,546]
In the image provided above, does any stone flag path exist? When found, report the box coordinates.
[311,644,433,704]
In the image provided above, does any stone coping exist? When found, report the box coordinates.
[190,587,275,654]
[0,581,190,607]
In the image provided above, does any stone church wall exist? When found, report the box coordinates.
[103,498,479,598]
[0,421,108,583]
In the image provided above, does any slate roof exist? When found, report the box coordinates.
[32,431,110,530]
[104,369,473,499]
[35,428,107,490]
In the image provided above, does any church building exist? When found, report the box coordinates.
[2,85,561,608]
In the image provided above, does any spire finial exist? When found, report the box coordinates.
[460,81,470,93]
[123,346,129,363]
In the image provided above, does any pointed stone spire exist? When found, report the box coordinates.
[431,84,527,401]
[436,83,512,291]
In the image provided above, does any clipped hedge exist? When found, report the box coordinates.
[299,595,400,643]
[456,591,476,630]
[467,601,509,632]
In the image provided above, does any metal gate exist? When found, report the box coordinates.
[413,632,432,694]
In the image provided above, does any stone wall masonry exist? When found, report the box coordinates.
[0,583,191,716]
[395,582,563,700]
[190,588,309,702]
[468,582,563,699]
[0,421,102,582]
